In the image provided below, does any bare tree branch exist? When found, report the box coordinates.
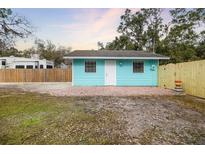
[0,8,33,49]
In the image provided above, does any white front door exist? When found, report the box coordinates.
[105,60,116,85]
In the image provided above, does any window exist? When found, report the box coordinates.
[40,65,44,69]
[46,65,53,69]
[35,65,38,69]
[85,60,96,73]
[2,61,6,66]
[15,65,25,69]
[133,61,144,73]
[26,65,33,69]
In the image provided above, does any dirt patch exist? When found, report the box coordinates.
[0,88,204,144]
[76,95,205,144]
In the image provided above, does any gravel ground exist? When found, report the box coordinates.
[0,82,175,96]
[76,96,205,144]
[0,83,204,144]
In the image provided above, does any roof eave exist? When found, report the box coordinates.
[63,56,170,60]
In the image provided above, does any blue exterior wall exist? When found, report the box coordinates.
[73,59,158,86]
[73,59,105,86]
[116,59,158,86]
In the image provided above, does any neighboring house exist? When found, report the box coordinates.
[0,56,54,69]
[64,50,169,86]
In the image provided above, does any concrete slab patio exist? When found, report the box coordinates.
[0,82,175,96]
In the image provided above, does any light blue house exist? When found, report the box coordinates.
[64,50,169,86]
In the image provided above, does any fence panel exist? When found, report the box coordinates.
[159,60,205,98]
[0,67,72,82]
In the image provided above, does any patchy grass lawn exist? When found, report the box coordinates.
[0,88,204,145]
[0,89,129,144]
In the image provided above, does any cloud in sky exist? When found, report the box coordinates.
[48,8,140,50]
[13,8,172,50]
[15,8,140,50]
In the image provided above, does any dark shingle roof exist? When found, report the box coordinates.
[64,50,169,59]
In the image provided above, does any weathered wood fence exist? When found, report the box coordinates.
[0,68,72,82]
[159,60,205,98]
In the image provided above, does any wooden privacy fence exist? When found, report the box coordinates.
[0,68,72,82]
[159,60,205,98]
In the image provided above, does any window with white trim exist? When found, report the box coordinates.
[85,60,96,73]
[133,61,144,73]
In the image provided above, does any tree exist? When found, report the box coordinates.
[158,8,205,63]
[117,9,147,50]
[0,8,33,57]
[100,8,205,63]
[142,8,164,52]
[0,47,20,57]
[105,35,136,50]
[0,8,33,52]
[26,39,71,67]
[196,31,205,59]
[22,47,36,58]
[55,45,72,66]
[97,41,105,50]
[103,9,164,52]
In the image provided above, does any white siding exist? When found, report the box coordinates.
[0,57,54,69]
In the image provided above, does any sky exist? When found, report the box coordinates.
[13,8,171,51]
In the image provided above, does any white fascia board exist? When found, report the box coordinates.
[63,56,170,60]
[14,60,39,62]
[72,59,74,86]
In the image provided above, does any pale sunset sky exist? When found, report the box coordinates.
[13,8,171,51]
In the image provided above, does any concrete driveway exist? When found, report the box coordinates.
[0,82,175,96]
